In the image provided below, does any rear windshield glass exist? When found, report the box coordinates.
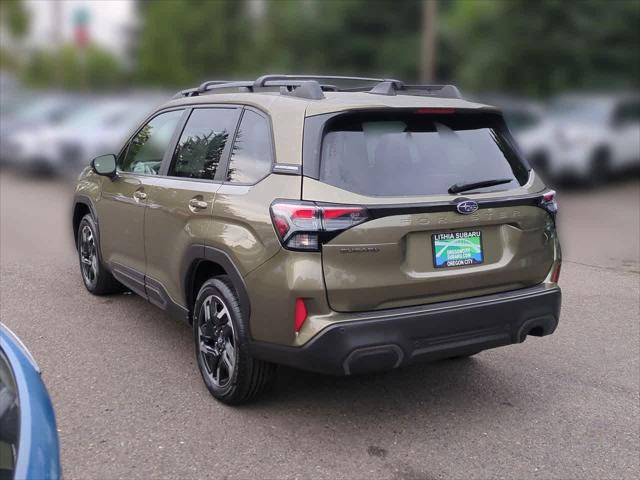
[319,111,528,196]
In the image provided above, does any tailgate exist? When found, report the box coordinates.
[301,108,556,312]
[320,203,554,312]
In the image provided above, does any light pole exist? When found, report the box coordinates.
[421,0,438,82]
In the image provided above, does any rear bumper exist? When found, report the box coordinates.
[250,284,561,375]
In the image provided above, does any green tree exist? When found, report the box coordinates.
[136,0,250,86]
[135,0,425,86]
[0,0,29,38]
[22,44,126,90]
[443,0,640,96]
[135,0,638,95]
[256,0,423,79]
[0,0,30,71]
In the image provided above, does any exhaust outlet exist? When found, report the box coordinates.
[517,316,558,342]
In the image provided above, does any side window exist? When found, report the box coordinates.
[119,110,183,175]
[168,108,238,180]
[226,110,273,183]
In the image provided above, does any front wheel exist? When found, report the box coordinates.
[77,214,122,295]
[193,277,275,404]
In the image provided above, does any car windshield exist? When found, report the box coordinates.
[319,111,528,197]
[548,99,611,125]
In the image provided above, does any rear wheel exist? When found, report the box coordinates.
[193,276,275,404]
[77,214,122,295]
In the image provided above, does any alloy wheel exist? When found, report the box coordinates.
[79,225,98,288]
[198,295,236,387]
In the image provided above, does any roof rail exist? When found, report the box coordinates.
[172,75,462,100]
[197,80,254,94]
[253,74,404,89]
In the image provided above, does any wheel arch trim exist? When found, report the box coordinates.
[72,195,98,244]
[72,195,108,273]
[181,245,251,325]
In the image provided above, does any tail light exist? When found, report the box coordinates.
[540,190,558,215]
[270,201,369,251]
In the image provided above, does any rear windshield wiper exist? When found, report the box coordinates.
[448,178,513,194]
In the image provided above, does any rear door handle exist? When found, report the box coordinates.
[189,199,208,210]
[133,190,147,200]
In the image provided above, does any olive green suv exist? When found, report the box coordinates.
[72,75,562,404]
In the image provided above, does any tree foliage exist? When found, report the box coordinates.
[135,0,638,95]
[0,0,30,38]
[136,0,250,86]
[16,0,638,95]
[135,0,424,86]
[444,0,640,96]
[22,44,127,90]
[0,0,30,72]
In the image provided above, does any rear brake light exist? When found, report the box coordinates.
[270,201,369,251]
[540,190,558,215]
[415,108,456,114]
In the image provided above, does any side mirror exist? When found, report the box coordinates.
[91,154,117,178]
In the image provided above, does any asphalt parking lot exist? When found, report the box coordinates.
[1,170,638,480]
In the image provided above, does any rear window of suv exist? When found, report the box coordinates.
[318,111,528,197]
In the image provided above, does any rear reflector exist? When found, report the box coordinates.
[551,262,562,283]
[294,298,307,333]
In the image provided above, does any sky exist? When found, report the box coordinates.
[24,0,135,58]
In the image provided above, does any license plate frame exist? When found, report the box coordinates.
[432,230,484,268]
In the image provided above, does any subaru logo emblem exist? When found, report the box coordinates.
[456,200,479,215]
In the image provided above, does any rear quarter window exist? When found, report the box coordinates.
[317,111,529,197]
[226,110,273,184]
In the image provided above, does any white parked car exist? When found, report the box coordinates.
[517,94,640,183]
[0,94,82,165]
[8,96,164,177]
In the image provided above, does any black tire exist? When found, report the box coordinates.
[76,214,123,295]
[588,147,611,185]
[193,276,275,404]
